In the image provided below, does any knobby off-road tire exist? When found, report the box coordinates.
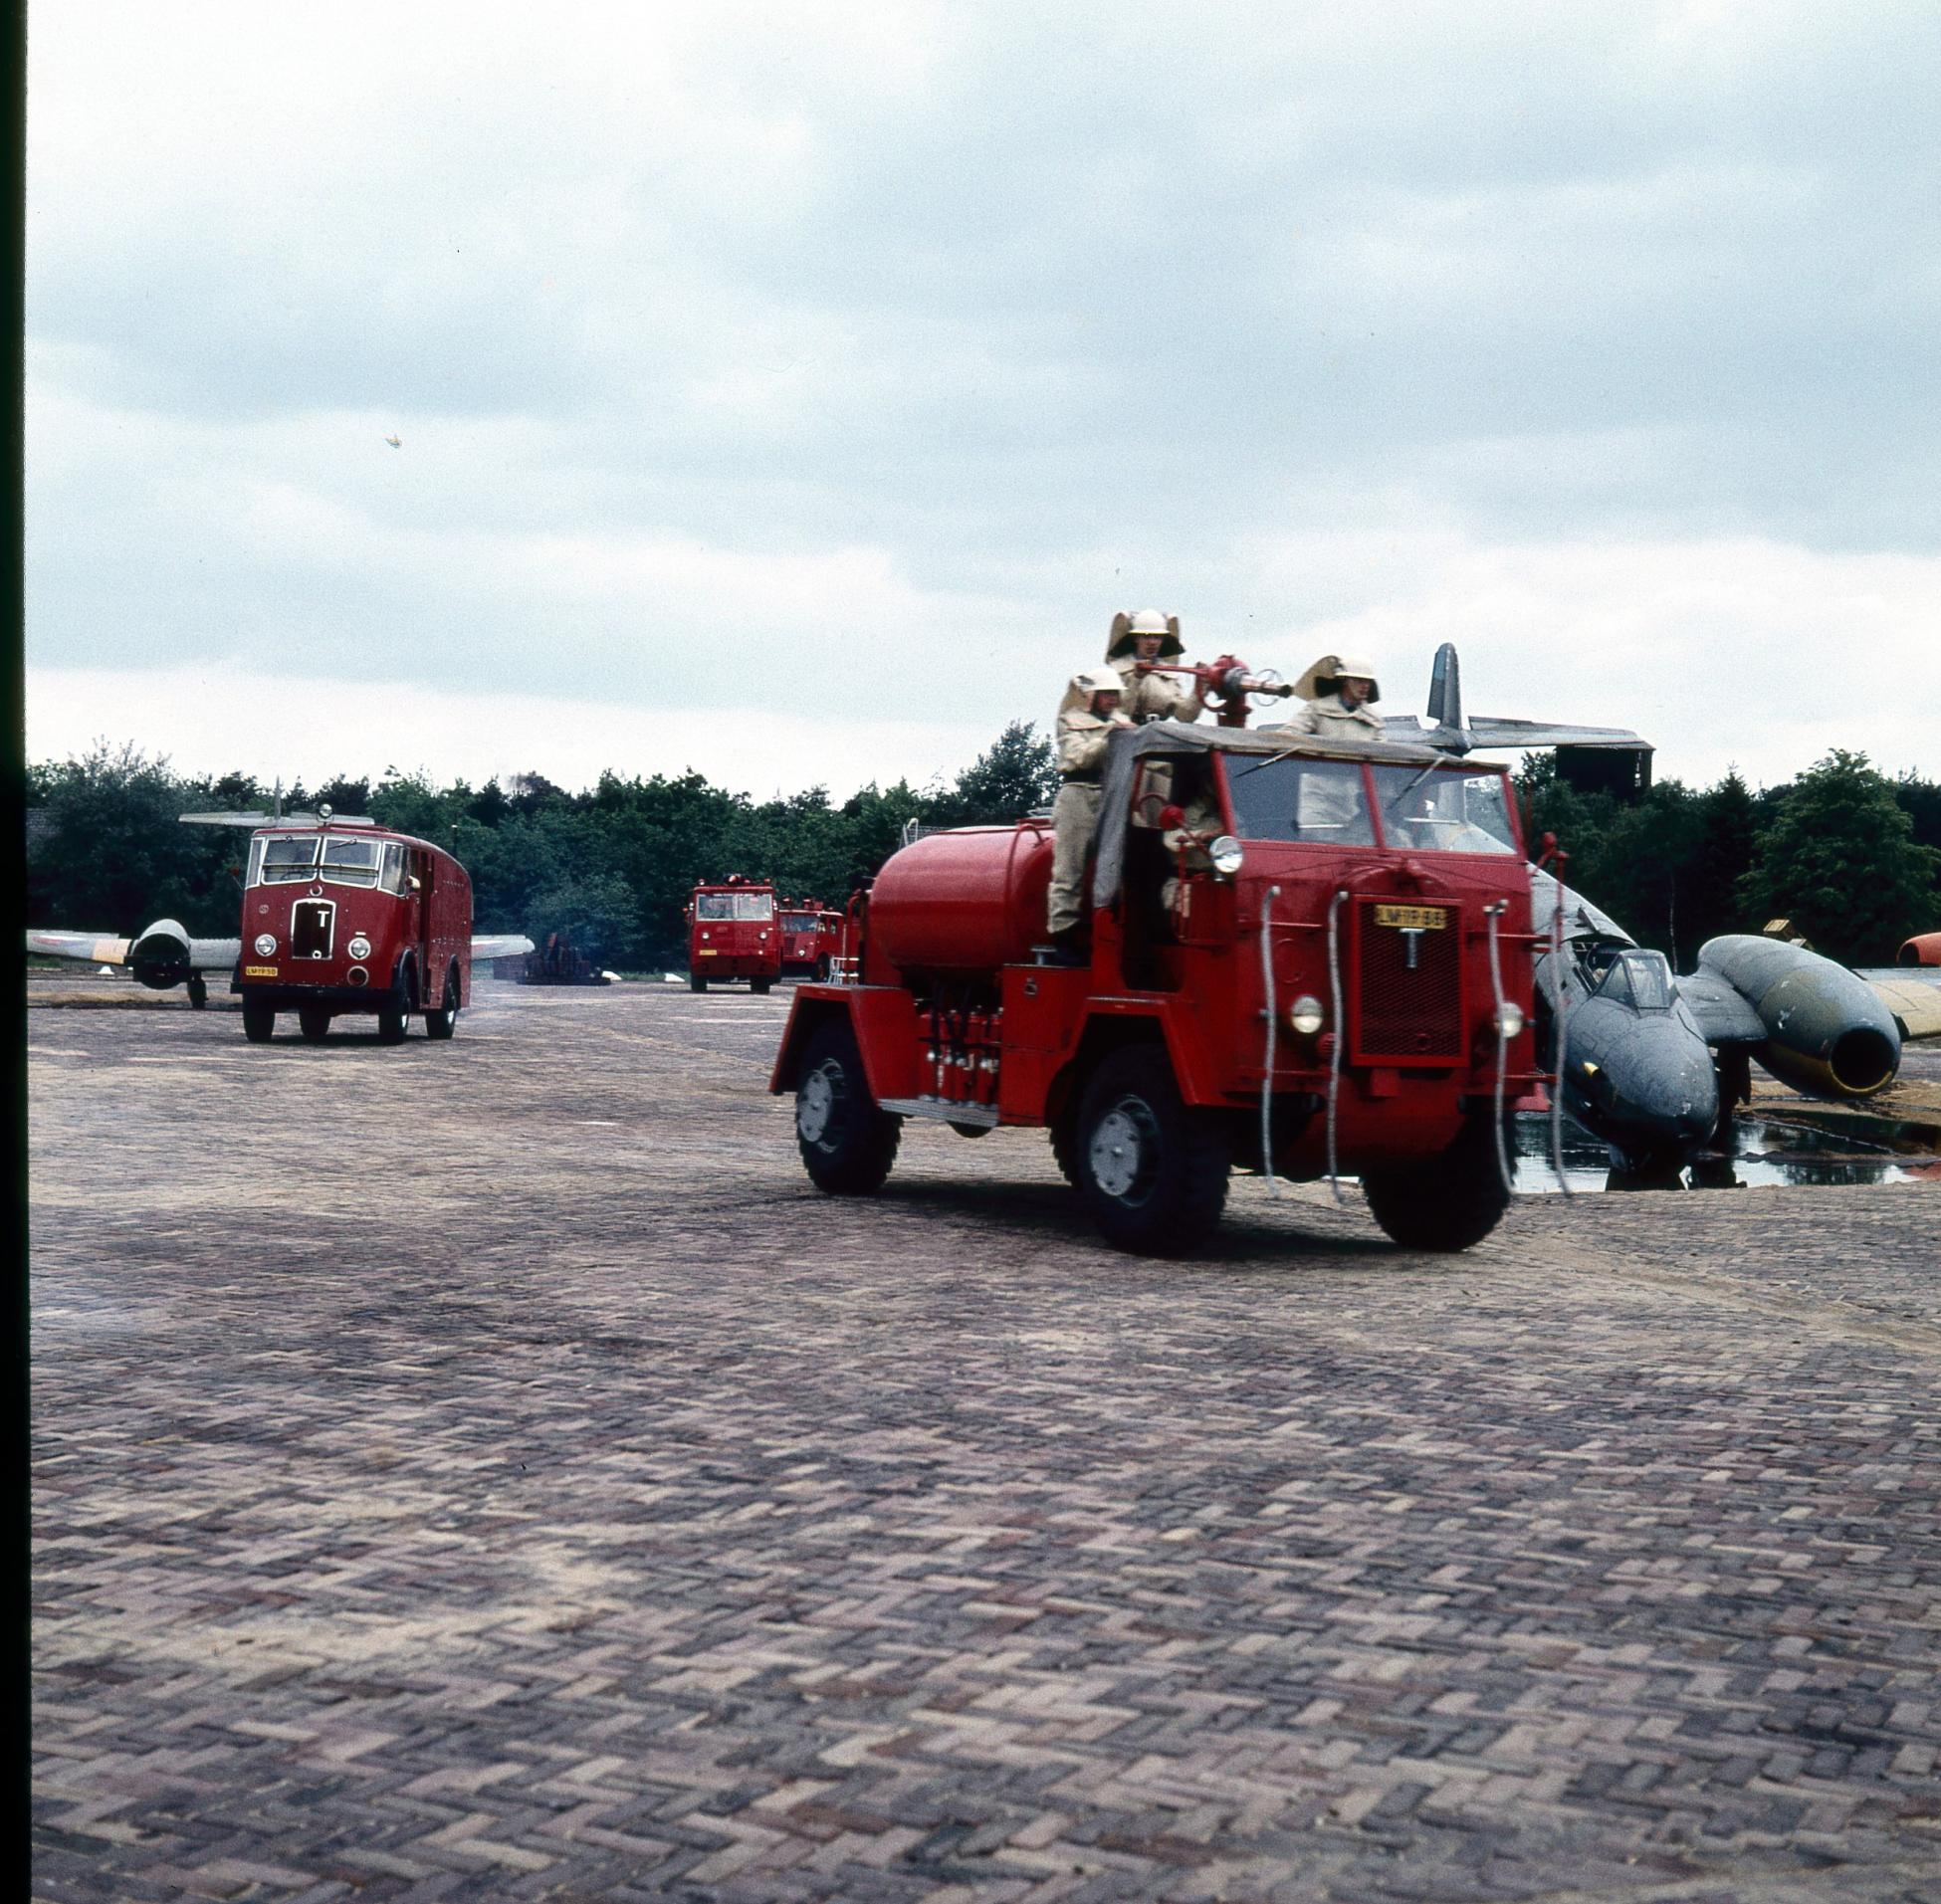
[1075,1045,1230,1256]
[423,968,459,1040]
[1048,1109,1081,1187]
[1362,1113,1512,1252]
[298,1005,331,1044]
[242,1003,275,1044]
[795,1022,901,1194]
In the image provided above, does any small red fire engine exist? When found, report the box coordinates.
[779,903,847,980]
[687,876,781,992]
[235,817,479,1045]
[771,720,1547,1255]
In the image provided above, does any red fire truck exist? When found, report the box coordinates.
[771,721,1546,1255]
[687,876,781,992]
[235,817,483,1045]
[779,904,847,980]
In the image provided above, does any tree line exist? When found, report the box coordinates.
[26,730,1939,971]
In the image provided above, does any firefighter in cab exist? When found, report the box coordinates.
[1106,609,1204,725]
[1280,653,1385,742]
[1046,666,1134,956]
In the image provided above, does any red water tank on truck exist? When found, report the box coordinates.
[770,720,1548,1254]
[687,876,781,992]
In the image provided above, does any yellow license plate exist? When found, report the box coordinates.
[699,949,717,956]
[244,964,279,977]
[1374,904,1447,931]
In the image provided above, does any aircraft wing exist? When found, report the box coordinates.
[26,930,240,972]
[28,931,133,965]
[1383,714,1651,750]
[1674,969,1769,1047]
[472,935,536,960]
[1856,968,1941,1041]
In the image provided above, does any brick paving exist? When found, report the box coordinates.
[29,978,1941,1901]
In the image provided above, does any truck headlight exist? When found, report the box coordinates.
[1209,835,1244,876]
[1289,994,1325,1035]
[1493,1001,1525,1038]
[347,935,371,960]
[253,933,277,956]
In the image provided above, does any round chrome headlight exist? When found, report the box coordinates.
[1209,835,1244,876]
[253,933,276,956]
[347,935,371,960]
[1289,994,1325,1036]
[1494,1001,1526,1039]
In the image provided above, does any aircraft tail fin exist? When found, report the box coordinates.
[1427,642,1463,733]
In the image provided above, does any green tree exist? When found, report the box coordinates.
[1739,750,1940,963]
[938,721,1058,826]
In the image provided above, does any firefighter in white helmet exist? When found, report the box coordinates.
[1282,653,1386,743]
[1045,666,1135,954]
[1106,609,1203,725]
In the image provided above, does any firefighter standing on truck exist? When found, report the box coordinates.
[1279,653,1385,742]
[1046,668,1134,955]
[1107,610,1203,724]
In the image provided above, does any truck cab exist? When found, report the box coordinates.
[235,819,473,1046]
[687,877,781,993]
[779,904,846,980]
[771,722,1546,1255]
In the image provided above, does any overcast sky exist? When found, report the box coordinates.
[26,1,1941,798]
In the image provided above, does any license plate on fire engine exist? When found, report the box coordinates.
[244,964,278,977]
[1373,904,1447,931]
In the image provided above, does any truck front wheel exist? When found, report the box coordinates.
[795,1023,901,1193]
[1076,1046,1230,1256]
[1362,1115,1511,1252]
[242,1003,275,1044]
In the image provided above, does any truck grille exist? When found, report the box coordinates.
[292,900,335,959]
[1355,901,1462,1062]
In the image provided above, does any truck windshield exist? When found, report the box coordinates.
[781,913,815,932]
[320,836,382,887]
[1224,757,1375,846]
[1371,766,1519,856]
[695,893,773,922]
[252,835,320,884]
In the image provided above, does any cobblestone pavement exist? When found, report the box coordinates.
[30,979,1941,1902]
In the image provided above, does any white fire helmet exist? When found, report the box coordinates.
[1061,666,1130,717]
[1106,609,1185,661]
[1291,653,1382,705]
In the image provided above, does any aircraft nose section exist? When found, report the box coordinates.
[1589,1015,1720,1150]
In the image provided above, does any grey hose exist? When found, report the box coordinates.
[1485,902,1515,1197]
[1326,888,1348,1205]
[1260,886,1282,1198]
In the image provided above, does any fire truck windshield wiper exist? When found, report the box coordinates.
[1382,762,1440,817]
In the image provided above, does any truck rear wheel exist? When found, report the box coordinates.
[1362,1115,1511,1252]
[423,968,459,1040]
[795,1022,900,1194]
[1075,1046,1230,1256]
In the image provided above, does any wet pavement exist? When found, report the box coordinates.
[29,976,1941,1902]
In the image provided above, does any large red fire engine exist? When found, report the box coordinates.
[235,816,479,1045]
[779,904,846,980]
[687,876,781,992]
[770,720,1546,1255]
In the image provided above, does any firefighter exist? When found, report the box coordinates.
[1046,667,1135,953]
[1282,653,1386,743]
[1158,779,1223,920]
[1107,609,1203,725]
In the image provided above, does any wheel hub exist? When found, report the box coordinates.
[1089,1101,1153,1199]
[797,1065,837,1144]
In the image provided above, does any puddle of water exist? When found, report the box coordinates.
[1511,1109,1940,1193]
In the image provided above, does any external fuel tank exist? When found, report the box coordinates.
[867,823,1054,978]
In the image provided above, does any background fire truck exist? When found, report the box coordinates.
[771,721,1545,1255]
[687,876,781,992]
[778,904,846,980]
[235,816,503,1045]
